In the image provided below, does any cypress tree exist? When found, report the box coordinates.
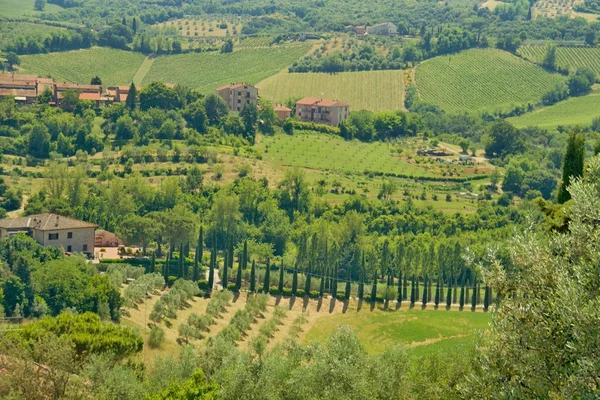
[243,240,248,271]
[250,260,256,293]
[434,276,440,306]
[208,238,216,292]
[235,251,243,292]
[476,282,481,305]
[415,275,420,301]
[122,17,127,25]
[403,273,408,300]
[228,237,234,270]
[193,227,203,282]
[292,264,298,296]
[163,252,170,284]
[358,267,364,300]
[278,259,284,293]
[263,258,271,294]
[483,285,490,311]
[178,242,184,279]
[440,279,444,306]
[304,261,312,295]
[132,17,137,34]
[422,275,428,306]
[446,281,452,307]
[150,251,156,274]
[557,130,586,204]
[471,279,477,310]
[453,280,458,304]
[410,275,416,305]
[126,81,137,111]
[370,272,377,302]
[465,283,470,308]
[397,270,402,302]
[459,280,465,309]
[332,263,338,298]
[319,267,325,298]
[344,265,351,300]
[222,249,228,289]
[428,277,433,303]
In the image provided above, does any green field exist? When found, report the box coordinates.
[19,47,146,87]
[304,308,491,355]
[519,45,600,75]
[508,89,600,129]
[0,0,63,17]
[142,45,310,94]
[415,48,565,113]
[0,22,65,45]
[256,70,404,112]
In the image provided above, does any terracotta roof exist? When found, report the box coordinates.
[0,214,97,231]
[37,78,54,83]
[296,98,349,107]
[296,97,322,106]
[0,80,37,87]
[55,83,101,91]
[0,88,37,97]
[274,104,291,112]
[0,73,37,82]
[215,82,254,91]
[317,99,349,107]
[79,92,102,101]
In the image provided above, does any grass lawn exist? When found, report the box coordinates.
[304,306,491,354]
[0,0,63,17]
[415,48,564,113]
[19,47,146,87]
[256,70,404,112]
[508,89,600,129]
[142,45,310,94]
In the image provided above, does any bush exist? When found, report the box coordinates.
[226,283,237,292]
[308,290,320,299]
[269,286,281,295]
[295,289,305,298]
[148,325,165,349]
[198,279,209,291]
[282,287,293,297]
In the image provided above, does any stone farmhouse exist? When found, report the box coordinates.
[345,22,397,36]
[295,97,350,126]
[0,213,97,255]
[215,82,259,112]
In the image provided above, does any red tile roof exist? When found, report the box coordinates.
[79,92,102,101]
[296,97,322,106]
[274,104,291,112]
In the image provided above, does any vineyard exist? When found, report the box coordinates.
[155,17,243,37]
[237,36,276,49]
[414,48,565,113]
[519,45,600,75]
[19,47,146,87]
[256,70,405,112]
[141,46,310,94]
[508,89,600,129]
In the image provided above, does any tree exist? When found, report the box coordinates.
[61,89,80,112]
[485,120,525,158]
[371,273,378,302]
[27,123,51,159]
[258,101,277,135]
[91,76,102,86]
[3,276,26,317]
[125,82,137,111]
[250,259,256,293]
[422,275,428,306]
[320,268,326,298]
[222,249,229,288]
[139,82,180,111]
[5,52,20,70]
[278,260,284,293]
[542,43,557,71]
[263,258,271,293]
[483,286,491,311]
[240,102,258,144]
[204,94,229,125]
[34,0,45,11]
[132,17,138,34]
[446,280,452,307]
[471,279,477,309]
[193,227,203,282]
[183,99,207,134]
[118,215,155,255]
[434,277,440,306]
[178,242,184,279]
[459,279,465,308]
[235,251,243,292]
[221,39,233,53]
[557,130,585,203]
[208,238,215,292]
[291,265,298,296]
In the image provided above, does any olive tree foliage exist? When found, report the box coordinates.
[462,156,600,398]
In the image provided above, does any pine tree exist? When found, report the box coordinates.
[292,264,298,296]
[278,259,284,293]
[250,260,256,293]
[434,277,440,306]
[422,275,428,306]
[371,273,378,302]
[483,285,490,311]
[558,130,586,204]
[410,275,416,305]
[263,258,270,294]
[471,279,477,310]
[126,82,137,111]
[222,249,228,289]
[304,261,312,295]
[235,251,243,292]
[193,227,202,281]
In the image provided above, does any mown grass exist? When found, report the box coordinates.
[19,47,146,87]
[142,45,310,94]
[415,48,565,113]
[304,307,491,354]
[508,89,600,129]
[0,0,63,17]
[257,70,404,112]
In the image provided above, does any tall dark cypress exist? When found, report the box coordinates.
[471,279,477,310]
[410,275,416,305]
[397,270,402,302]
[319,267,326,298]
[179,242,184,279]
[422,275,428,306]
[250,260,256,293]
[371,273,378,302]
[132,17,138,34]
[222,249,229,289]
[403,273,408,300]
[446,281,452,307]
[483,285,490,311]
[263,258,271,294]
[292,264,298,295]
[235,251,243,292]
[150,251,156,274]
[163,252,170,284]
[558,130,586,204]
[440,279,444,307]
[459,279,465,309]
[332,263,338,298]
[434,276,440,306]
[344,266,351,300]
[193,227,203,282]
[278,259,284,293]
[208,236,216,292]
[428,277,433,303]
[358,266,364,300]
[304,261,312,295]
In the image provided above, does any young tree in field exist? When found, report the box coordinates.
[557,130,586,204]
[263,258,270,294]
[278,259,284,293]
[292,265,298,296]
[126,82,137,111]
[250,260,256,293]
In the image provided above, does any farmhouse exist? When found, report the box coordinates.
[215,82,259,112]
[295,97,350,126]
[0,214,97,255]
[345,23,397,36]
[274,104,292,121]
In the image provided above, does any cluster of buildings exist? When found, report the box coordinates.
[344,22,398,36]
[215,83,350,126]
[0,73,136,107]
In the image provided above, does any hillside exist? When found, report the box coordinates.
[19,47,147,87]
[141,45,310,94]
[0,0,63,17]
[415,48,565,113]
[508,89,600,129]
[256,70,404,112]
[519,45,600,75]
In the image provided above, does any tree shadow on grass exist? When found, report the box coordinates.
[288,296,296,310]
[395,301,402,311]
[329,298,336,313]
[342,300,349,313]
[317,297,323,312]
[232,292,240,303]
[275,295,282,306]
[302,296,309,311]
[357,299,363,312]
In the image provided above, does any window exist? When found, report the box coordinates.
[237,99,241,104]
[48,233,59,240]
[83,244,88,252]
[246,92,250,98]
[67,232,73,239]
[67,245,72,252]
[238,91,241,96]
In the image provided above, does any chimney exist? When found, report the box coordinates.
[55,215,59,227]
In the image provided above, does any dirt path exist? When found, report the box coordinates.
[132,55,155,87]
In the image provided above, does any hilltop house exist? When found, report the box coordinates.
[295,97,350,126]
[215,83,259,112]
[0,214,97,255]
